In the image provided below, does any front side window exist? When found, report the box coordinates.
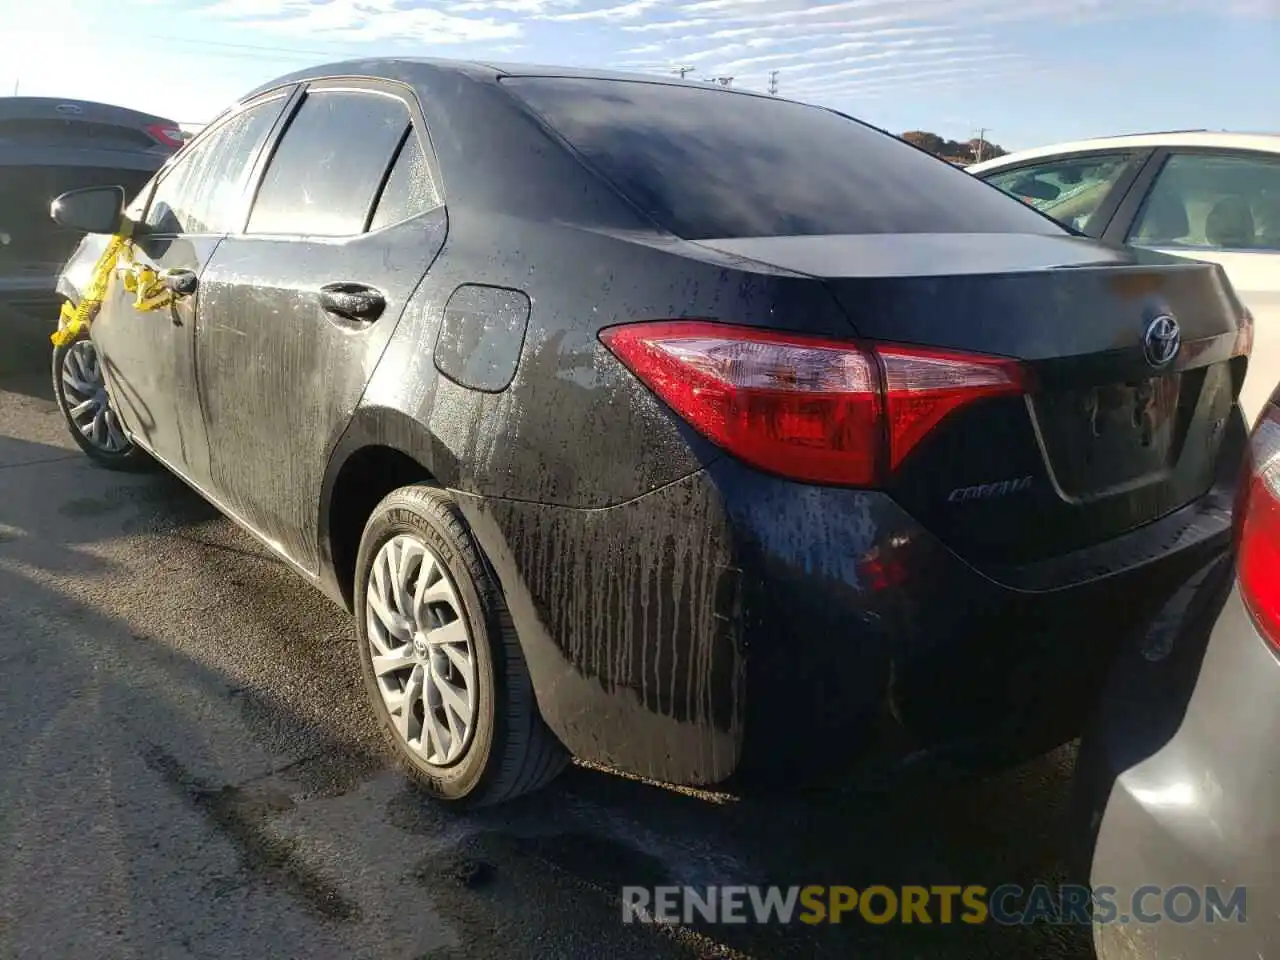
[981,153,1137,233]
[144,96,286,235]
[247,90,410,237]
[1128,152,1280,252]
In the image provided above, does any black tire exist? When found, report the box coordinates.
[52,330,153,472]
[355,483,567,806]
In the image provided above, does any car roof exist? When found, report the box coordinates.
[967,130,1280,173]
[240,57,772,104]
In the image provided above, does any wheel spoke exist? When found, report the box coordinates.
[105,410,127,451]
[63,371,95,396]
[367,589,412,643]
[371,646,416,677]
[371,549,388,602]
[433,673,470,722]
[443,695,462,753]
[391,539,421,617]
[69,397,97,419]
[395,664,424,743]
[412,551,437,614]
[428,618,469,650]
[422,694,449,761]
[439,639,472,676]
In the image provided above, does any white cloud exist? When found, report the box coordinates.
[20,0,1263,121]
[197,0,525,43]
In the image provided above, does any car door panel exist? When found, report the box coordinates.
[197,211,446,571]
[1112,148,1280,426]
[94,234,221,479]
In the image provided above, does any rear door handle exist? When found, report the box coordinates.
[319,282,386,326]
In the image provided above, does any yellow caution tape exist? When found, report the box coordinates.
[51,217,174,348]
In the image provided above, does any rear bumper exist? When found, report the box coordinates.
[1075,573,1277,959]
[455,412,1244,787]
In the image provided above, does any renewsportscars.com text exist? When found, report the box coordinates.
[621,884,1247,926]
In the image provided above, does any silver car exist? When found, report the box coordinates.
[1075,380,1280,958]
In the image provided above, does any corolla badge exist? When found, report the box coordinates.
[1143,314,1181,368]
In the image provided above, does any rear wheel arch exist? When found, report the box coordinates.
[320,407,446,611]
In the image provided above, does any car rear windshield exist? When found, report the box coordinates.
[502,77,1064,241]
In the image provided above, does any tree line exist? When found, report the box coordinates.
[900,130,1008,163]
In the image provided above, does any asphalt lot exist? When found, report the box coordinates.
[0,314,1090,960]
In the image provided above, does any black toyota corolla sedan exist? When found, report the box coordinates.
[49,59,1253,806]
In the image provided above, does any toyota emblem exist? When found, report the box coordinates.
[1143,314,1180,368]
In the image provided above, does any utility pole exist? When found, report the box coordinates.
[12,78,18,96]
[672,65,695,79]
[974,127,990,163]
[768,70,779,95]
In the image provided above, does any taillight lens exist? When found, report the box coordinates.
[1238,398,1280,648]
[599,320,1025,486]
[146,123,186,150]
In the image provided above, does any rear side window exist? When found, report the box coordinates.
[144,97,286,234]
[369,130,441,230]
[503,77,1063,240]
[247,90,409,236]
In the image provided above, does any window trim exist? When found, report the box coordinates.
[362,124,412,234]
[974,148,1154,239]
[1112,146,1280,255]
[139,89,296,237]
[238,77,445,241]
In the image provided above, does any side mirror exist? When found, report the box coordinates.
[50,185,127,235]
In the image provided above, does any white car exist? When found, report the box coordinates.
[971,132,1280,424]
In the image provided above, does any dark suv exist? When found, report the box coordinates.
[51,60,1252,806]
[1,97,182,327]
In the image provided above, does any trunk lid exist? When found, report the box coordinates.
[696,233,1251,565]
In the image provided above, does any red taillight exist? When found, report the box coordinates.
[145,123,185,150]
[1238,401,1280,648]
[599,321,1025,487]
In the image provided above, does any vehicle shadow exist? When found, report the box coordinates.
[0,430,1095,959]
[0,309,56,401]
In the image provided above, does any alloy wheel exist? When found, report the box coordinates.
[366,534,479,766]
[61,340,129,454]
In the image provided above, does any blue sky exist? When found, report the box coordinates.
[3,0,1276,150]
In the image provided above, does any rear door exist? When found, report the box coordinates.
[196,80,447,572]
[93,92,291,480]
[975,149,1153,236]
[1105,149,1280,425]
